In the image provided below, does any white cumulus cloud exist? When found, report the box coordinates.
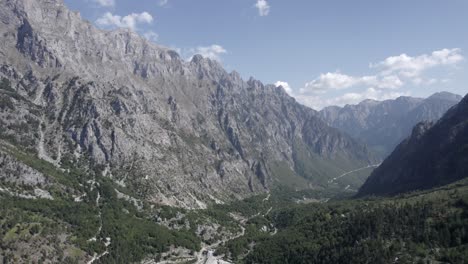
[96,12,154,31]
[189,45,227,62]
[300,72,403,94]
[294,48,463,109]
[143,31,159,42]
[300,48,463,96]
[275,81,293,95]
[296,88,409,110]
[301,72,359,94]
[255,0,270,16]
[372,48,464,78]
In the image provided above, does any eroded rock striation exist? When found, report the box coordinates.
[0,0,377,208]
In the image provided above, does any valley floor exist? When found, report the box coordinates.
[1,140,467,264]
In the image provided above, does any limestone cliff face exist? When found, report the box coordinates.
[0,0,376,208]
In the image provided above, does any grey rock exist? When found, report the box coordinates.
[0,149,47,186]
[0,0,376,208]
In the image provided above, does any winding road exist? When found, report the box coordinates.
[328,164,381,184]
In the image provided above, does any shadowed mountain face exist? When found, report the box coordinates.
[358,94,468,197]
[319,92,462,158]
[0,0,377,208]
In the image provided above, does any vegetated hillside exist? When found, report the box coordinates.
[0,0,378,209]
[0,141,202,263]
[215,180,468,264]
[358,93,468,197]
[319,92,462,157]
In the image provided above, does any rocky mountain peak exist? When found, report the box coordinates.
[229,70,241,78]
[190,54,227,80]
[10,0,71,30]
[0,0,378,208]
[358,99,379,106]
[247,77,265,90]
[190,54,204,63]
[2,0,186,83]
[427,91,463,102]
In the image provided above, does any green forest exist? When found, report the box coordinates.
[1,140,468,263]
[216,182,468,264]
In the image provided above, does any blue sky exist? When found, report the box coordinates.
[64,0,468,109]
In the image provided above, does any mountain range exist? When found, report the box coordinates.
[1,0,468,263]
[0,0,377,209]
[319,92,462,157]
[358,93,468,197]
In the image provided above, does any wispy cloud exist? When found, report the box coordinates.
[159,0,169,7]
[143,31,159,42]
[91,0,115,7]
[255,0,270,16]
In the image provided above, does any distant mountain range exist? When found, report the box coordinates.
[319,92,462,158]
[358,93,468,197]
